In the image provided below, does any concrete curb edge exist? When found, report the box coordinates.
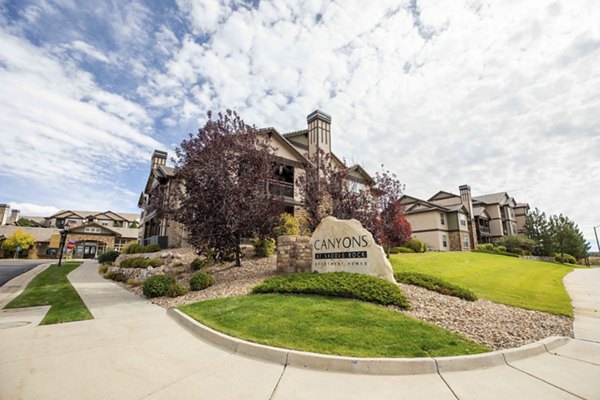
[168,308,571,375]
[0,262,53,309]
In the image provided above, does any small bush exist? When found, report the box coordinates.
[123,242,144,254]
[496,245,507,252]
[403,238,427,253]
[167,283,188,297]
[253,272,409,308]
[98,249,120,264]
[391,246,415,254]
[126,278,142,287]
[190,271,214,291]
[109,272,128,282]
[274,213,301,236]
[482,243,494,251]
[143,275,176,298]
[120,257,163,269]
[98,264,109,274]
[191,257,210,271]
[142,244,161,253]
[394,272,477,301]
[253,237,276,257]
[554,253,577,264]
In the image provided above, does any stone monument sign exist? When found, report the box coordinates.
[309,216,396,283]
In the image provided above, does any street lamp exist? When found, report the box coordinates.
[58,223,70,267]
[594,225,600,255]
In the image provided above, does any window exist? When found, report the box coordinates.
[84,227,101,233]
[442,235,447,248]
[463,235,469,248]
[459,214,467,227]
[67,219,78,225]
[440,213,445,225]
[101,222,109,226]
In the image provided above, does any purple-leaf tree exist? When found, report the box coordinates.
[170,110,284,267]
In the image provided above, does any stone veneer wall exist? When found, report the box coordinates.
[276,235,312,274]
[448,231,462,251]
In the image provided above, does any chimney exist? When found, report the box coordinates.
[151,150,167,168]
[459,185,477,247]
[307,110,332,157]
[7,209,20,225]
[0,204,8,225]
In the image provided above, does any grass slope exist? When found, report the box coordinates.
[390,252,574,316]
[180,294,490,358]
[5,262,93,325]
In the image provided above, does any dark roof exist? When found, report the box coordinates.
[428,190,460,202]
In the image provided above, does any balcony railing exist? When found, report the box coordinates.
[478,224,490,234]
[267,180,294,199]
[141,235,168,249]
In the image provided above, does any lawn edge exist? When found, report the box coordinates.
[0,262,53,309]
[168,308,570,375]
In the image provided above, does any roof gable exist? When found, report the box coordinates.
[428,190,460,202]
[69,223,122,236]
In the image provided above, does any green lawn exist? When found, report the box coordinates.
[5,262,93,325]
[180,294,490,358]
[390,252,574,316]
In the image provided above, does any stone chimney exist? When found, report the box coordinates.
[0,204,9,225]
[307,110,332,158]
[7,209,20,225]
[459,185,477,247]
[151,150,167,168]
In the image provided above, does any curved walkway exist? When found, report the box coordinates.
[0,261,597,399]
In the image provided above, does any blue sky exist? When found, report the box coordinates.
[0,0,599,250]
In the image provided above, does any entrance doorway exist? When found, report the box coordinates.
[74,241,107,259]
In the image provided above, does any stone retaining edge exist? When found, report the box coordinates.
[168,308,571,375]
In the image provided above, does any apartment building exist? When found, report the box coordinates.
[402,185,530,251]
[138,110,374,249]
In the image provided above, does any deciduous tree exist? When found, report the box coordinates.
[2,230,36,252]
[170,110,284,267]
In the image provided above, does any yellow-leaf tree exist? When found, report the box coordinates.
[2,230,36,251]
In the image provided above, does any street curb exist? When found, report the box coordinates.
[168,308,571,375]
[0,262,52,309]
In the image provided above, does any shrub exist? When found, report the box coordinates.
[143,275,176,298]
[497,234,537,254]
[167,283,188,297]
[126,278,142,287]
[554,253,577,264]
[253,237,276,257]
[496,245,507,252]
[482,243,494,251]
[190,271,214,291]
[142,244,161,253]
[120,257,163,269]
[253,272,409,308]
[191,257,209,271]
[403,238,427,253]
[391,246,415,254]
[98,264,109,274]
[394,272,477,301]
[274,213,301,236]
[123,242,144,254]
[98,249,120,264]
[109,272,127,282]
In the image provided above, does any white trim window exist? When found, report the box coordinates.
[440,213,445,225]
[442,235,447,248]
[463,235,469,248]
[459,214,467,227]
[84,227,101,233]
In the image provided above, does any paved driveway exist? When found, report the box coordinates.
[0,260,52,287]
[0,262,598,399]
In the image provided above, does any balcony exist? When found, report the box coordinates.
[267,180,294,199]
[478,223,490,234]
[141,235,168,249]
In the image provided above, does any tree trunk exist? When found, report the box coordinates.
[235,234,241,268]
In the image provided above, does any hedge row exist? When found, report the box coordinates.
[252,272,409,308]
[120,257,163,269]
[394,272,477,301]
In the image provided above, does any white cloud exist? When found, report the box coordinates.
[139,0,600,248]
[8,202,60,217]
[0,29,163,187]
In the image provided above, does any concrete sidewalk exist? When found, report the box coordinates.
[564,267,600,343]
[0,261,599,399]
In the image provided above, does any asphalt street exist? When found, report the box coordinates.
[0,260,51,287]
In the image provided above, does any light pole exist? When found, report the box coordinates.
[57,223,70,267]
[594,225,600,255]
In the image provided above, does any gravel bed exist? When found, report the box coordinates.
[114,258,572,351]
[392,283,573,350]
